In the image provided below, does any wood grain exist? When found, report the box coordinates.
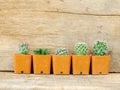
[0,72,120,90]
[0,0,120,72]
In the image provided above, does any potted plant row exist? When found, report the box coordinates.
[14,41,110,75]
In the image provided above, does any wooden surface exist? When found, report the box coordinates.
[0,72,120,90]
[0,0,120,72]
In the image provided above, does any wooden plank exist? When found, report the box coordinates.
[1,0,120,15]
[0,72,120,90]
[0,0,120,72]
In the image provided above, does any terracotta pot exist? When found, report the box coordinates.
[52,55,71,74]
[14,54,32,74]
[92,55,110,75]
[72,55,91,75]
[33,55,51,74]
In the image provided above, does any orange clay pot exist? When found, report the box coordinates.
[52,55,71,74]
[33,55,51,74]
[92,55,110,75]
[72,55,91,75]
[14,54,32,74]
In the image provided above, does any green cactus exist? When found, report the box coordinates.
[56,48,68,55]
[93,41,108,56]
[19,43,29,54]
[75,42,88,56]
[33,48,50,55]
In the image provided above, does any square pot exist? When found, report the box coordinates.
[14,54,32,74]
[92,55,110,75]
[33,55,51,74]
[72,55,91,75]
[52,55,71,74]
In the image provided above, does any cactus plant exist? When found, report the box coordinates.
[33,48,50,55]
[53,48,71,74]
[72,42,90,74]
[75,42,88,56]
[14,43,31,74]
[92,41,110,74]
[19,43,29,55]
[56,48,68,55]
[93,41,108,56]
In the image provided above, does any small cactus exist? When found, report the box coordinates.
[75,42,88,56]
[56,48,68,55]
[19,43,29,54]
[93,41,108,56]
[33,48,50,55]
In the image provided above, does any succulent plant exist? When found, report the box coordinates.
[75,42,88,56]
[19,43,29,54]
[33,48,40,55]
[93,41,108,56]
[33,48,50,55]
[56,48,68,55]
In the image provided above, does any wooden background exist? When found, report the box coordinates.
[0,0,120,72]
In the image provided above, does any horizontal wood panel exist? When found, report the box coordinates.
[0,0,120,72]
[0,0,120,15]
[0,72,120,90]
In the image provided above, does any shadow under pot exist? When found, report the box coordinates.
[52,55,71,75]
[14,54,32,74]
[33,55,51,74]
[92,55,110,75]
